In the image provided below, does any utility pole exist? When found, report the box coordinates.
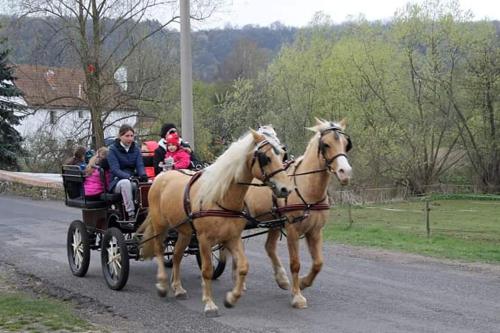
[180,0,195,148]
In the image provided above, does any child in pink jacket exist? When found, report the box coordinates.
[83,147,110,197]
[162,133,191,170]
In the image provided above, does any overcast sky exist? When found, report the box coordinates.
[194,0,499,29]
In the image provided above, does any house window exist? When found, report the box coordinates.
[49,111,56,124]
[78,110,83,118]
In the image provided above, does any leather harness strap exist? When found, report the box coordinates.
[180,171,249,235]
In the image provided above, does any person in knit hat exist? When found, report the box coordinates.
[157,132,191,172]
[153,123,193,175]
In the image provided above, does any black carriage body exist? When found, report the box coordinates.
[62,165,225,289]
[62,165,150,234]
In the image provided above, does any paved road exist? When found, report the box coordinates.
[1,195,500,332]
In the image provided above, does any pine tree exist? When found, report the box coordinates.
[0,39,24,171]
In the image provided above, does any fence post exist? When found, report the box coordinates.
[348,202,353,229]
[425,199,431,238]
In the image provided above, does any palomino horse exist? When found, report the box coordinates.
[140,129,293,316]
[245,118,352,309]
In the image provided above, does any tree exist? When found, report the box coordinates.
[218,38,271,81]
[452,21,500,191]
[0,39,24,170]
[12,0,219,148]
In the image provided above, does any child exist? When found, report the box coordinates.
[65,146,87,170]
[160,132,191,171]
[83,147,110,197]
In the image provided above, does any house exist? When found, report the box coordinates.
[13,64,139,145]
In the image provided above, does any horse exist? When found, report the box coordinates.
[139,128,294,316]
[244,118,352,309]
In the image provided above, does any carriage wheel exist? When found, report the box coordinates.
[67,220,91,277]
[101,228,129,290]
[196,245,226,280]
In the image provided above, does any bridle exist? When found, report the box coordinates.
[290,126,352,177]
[242,140,287,187]
[317,125,352,172]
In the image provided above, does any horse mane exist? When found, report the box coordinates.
[197,132,256,204]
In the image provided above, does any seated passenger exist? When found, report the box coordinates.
[107,124,147,220]
[153,123,193,175]
[158,132,191,172]
[64,146,87,170]
[83,147,109,197]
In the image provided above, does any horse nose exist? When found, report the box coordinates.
[280,187,291,197]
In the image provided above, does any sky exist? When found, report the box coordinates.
[195,0,500,29]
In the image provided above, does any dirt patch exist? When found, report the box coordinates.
[333,243,500,275]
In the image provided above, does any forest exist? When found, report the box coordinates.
[0,0,499,193]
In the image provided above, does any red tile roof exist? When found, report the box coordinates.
[13,64,137,110]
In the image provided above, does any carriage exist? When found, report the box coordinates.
[62,121,352,315]
[61,165,226,291]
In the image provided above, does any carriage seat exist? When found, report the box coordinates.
[61,165,121,209]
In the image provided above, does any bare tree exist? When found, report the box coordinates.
[10,0,219,147]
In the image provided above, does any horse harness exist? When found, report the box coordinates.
[266,125,353,225]
[179,139,288,234]
[172,127,352,232]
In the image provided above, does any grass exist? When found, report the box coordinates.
[324,199,500,263]
[0,275,98,333]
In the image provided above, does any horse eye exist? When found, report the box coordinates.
[323,143,330,148]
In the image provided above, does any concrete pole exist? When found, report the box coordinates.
[180,0,195,148]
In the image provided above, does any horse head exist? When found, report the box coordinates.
[250,128,293,198]
[313,118,352,185]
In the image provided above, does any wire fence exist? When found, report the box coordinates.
[327,185,500,243]
[328,183,498,205]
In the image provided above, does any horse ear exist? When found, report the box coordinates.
[339,118,347,130]
[250,128,264,142]
[314,117,323,126]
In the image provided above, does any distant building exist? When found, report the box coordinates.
[12,64,138,144]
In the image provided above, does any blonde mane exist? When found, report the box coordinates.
[197,132,256,204]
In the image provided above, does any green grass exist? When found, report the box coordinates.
[325,199,500,263]
[0,290,96,332]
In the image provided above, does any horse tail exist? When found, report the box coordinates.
[138,214,156,259]
[136,214,150,234]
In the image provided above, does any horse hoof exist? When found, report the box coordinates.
[277,280,290,290]
[299,277,310,290]
[291,295,308,309]
[175,292,188,300]
[204,308,219,318]
[157,289,167,298]
[224,299,234,308]
[156,283,168,298]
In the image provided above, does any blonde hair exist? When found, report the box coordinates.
[84,147,108,176]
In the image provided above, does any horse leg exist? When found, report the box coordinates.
[154,234,169,297]
[287,228,307,309]
[300,230,323,290]
[224,238,248,308]
[198,236,218,317]
[265,228,289,290]
[232,247,247,291]
[171,231,191,299]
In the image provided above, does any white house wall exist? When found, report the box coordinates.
[15,108,138,144]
